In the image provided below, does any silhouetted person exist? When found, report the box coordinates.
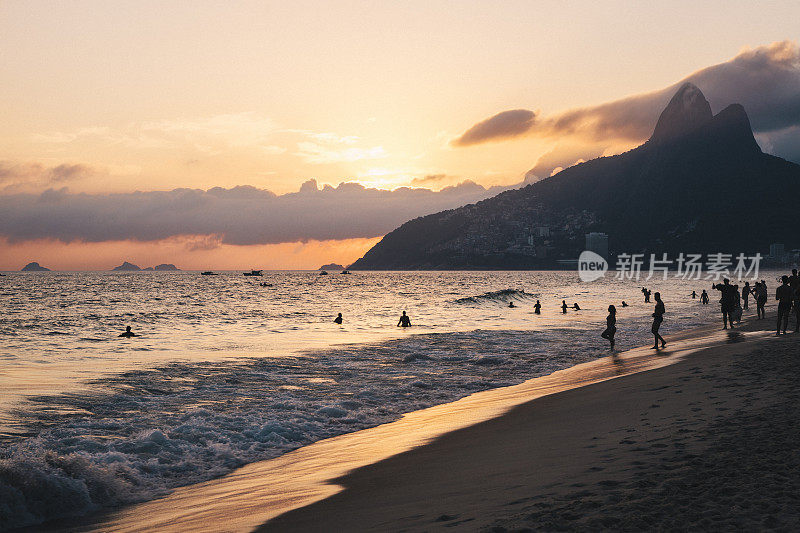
[397,311,412,327]
[572,303,581,310]
[691,290,697,299]
[754,281,767,319]
[534,300,541,314]
[776,275,793,335]
[713,279,738,329]
[732,284,742,324]
[700,290,709,305]
[790,269,799,293]
[621,301,628,307]
[793,283,800,333]
[334,313,343,324]
[118,326,137,338]
[651,292,666,349]
[642,287,651,303]
[742,282,751,310]
[601,305,617,349]
[508,301,516,308]
[561,300,568,314]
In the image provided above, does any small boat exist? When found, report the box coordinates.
[200,271,218,276]
[243,270,263,277]
[340,270,351,275]
[319,271,328,275]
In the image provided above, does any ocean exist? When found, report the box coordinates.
[0,270,734,530]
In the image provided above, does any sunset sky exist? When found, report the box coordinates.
[2,1,800,270]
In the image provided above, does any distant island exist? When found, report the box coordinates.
[21,262,50,271]
[111,262,180,271]
[318,263,345,271]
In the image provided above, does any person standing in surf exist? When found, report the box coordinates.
[534,300,541,314]
[651,292,666,349]
[601,305,617,349]
[397,311,412,327]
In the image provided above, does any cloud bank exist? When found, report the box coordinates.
[0,180,517,246]
[453,41,800,162]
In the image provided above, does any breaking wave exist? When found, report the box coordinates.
[455,289,537,305]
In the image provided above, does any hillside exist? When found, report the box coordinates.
[351,84,800,270]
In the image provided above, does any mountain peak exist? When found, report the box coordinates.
[650,83,713,142]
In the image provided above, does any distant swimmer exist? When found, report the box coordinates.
[561,300,568,314]
[334,313,343,324]
[397,311,412,327]
[691,290,697,299]
[572,303,581,310]
[534,300,541,314]
[651,292,666,349]
[118,326,137,338]
[700,290,709,305]
[508,301,516,308]
[601,305,617,349]
[621,301,629,307]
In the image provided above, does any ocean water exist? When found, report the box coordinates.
[0,270,736,530]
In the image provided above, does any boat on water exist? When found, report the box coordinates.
[243,270,263,277]
[200,271,218,276]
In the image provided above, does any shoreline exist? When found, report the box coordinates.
[54,316,773,533]
[262,315,795,531]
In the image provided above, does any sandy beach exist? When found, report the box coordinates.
[261,318,800,531]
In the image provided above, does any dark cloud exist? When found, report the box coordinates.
[0,161,96,191]
[451,109,535,146]
[453,41,800,162]
[0,180,520,245]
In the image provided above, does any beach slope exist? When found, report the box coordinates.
[262,330,800,531]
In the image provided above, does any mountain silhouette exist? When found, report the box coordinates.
[351,84,800,269]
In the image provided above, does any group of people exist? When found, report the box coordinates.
[775,269,800,335]
[601,291,666,350]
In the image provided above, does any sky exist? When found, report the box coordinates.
[2,1,800,270]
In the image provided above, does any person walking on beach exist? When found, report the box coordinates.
[601,305,617,349]
[651,292,666,349]
[754,281,767,320]
[534,300,541,314]
[700,289,709,304]
[776,276,793,335]
[742,281,751,310]
[713,279,738,329]
[561,300,568,314]
[397,311,412,327]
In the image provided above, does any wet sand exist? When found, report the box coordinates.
[262,318,800,531]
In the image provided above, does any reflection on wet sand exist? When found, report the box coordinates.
[69,325,770,533]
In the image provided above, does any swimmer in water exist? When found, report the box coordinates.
[118,326,137,338]
[334,313,343,324]
[397,311,412,327]
[508,301,516,308]
[561,300,568,314]
[621,301,628,307]
[572,303,581,310]
[534,300,541,314]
